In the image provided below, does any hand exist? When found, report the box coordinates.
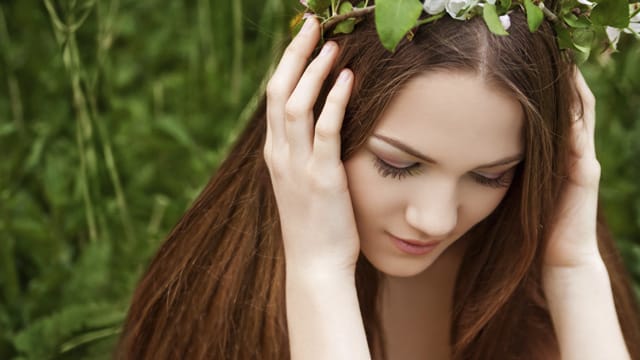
[263,17,360,276]
[544,68,604,269]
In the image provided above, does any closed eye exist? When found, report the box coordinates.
[373,154,517,189]
[470,170,515,188]
[372,157,421,180]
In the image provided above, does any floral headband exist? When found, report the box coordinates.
[295,0,640,63]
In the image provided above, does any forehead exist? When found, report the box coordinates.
[374,71,524,167]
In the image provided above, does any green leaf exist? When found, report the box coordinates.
[333,2,355,34]
[59,326,121,354]
[375,0,424,52]
[12,303,126,358]
[571,28,594,63]
[498,0,512,13]
[572,47,590,64]
[307,0,332,14]
[554,24,573,49]
[562,13,592,28]
[572,29,594,49]
[482,4,509,36]
[524,0,544,32]
[560,0,575,14]
[156,115,196,150]
[591,0,630,28]
[333,19,356,34]
[338,1,353,14]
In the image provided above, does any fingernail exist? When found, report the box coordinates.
[301,17,314,34]
[319,42,335,56]
[338,69,352,83]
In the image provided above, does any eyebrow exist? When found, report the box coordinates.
[372,134,524,169]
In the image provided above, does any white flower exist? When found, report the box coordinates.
[606,27,622,49]
[445,0,475,20]
[499,14,511,30]
[629,9,640,35]
[606,5,640,49]
[632,7,640,22]
[576,0,595,7]
[423,0,447,15]
[486,0,496,5]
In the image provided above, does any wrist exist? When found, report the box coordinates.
[286,257,357,280]
[543,255,607,275]
[286,263,356,285]
[285,263,370,360]
[543,259,610,294]
[541,256,628,360]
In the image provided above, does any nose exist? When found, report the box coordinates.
[404,182,458,240]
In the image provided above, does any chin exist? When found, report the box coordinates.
[360,250,438,278]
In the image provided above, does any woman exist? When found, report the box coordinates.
[116,2,640,359]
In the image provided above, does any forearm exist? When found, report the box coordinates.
[543,260,629,360]
[286,268,371,360]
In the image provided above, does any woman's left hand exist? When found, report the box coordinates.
[544,68,604,269]
[542,69,630,360]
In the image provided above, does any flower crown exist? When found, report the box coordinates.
[294,0,640,63]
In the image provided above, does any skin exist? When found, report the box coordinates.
[342,72,524,359]
[264,17,629,360]
[344,71,524,278]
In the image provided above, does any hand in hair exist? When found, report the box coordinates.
[264,17,371,360]
[542,68,631,360]
[263,17,360,277]
[543,68,602,269]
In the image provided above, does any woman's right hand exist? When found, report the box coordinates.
[263,17,360,277]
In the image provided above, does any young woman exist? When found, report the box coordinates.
[116,3,640,359]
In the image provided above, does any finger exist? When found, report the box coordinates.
[569,115,601,186]
[574,68,596,153]
[286,41,340,159]
[568,69,601,188]
[266,17,320,147]
[313,69,354,166]
[570,117,589,159]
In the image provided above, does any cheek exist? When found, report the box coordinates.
[459,185,510,226]
[344,154,371,214]
[345,154,379,216]
[344,153,402,225]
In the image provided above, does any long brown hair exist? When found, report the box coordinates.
[116,3,640,359]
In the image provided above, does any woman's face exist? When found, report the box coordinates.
[344,71,524,277]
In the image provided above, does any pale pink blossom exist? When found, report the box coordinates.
[499,14,511,30]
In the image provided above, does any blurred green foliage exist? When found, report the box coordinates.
[0,0,638,359]
[0,0,294,358]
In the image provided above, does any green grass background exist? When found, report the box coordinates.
[0,1,638,359]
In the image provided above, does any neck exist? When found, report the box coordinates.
[378,239,467,360]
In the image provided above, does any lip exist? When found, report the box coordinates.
[389,233,440,256]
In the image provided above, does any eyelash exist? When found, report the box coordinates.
[470,172,513,189]
[372,157,422,180]
[372,157,514,188]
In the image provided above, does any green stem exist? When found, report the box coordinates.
[197,0,216,87]
[539,2,559,24]
[230,0,243,105]
[416,12,446,26]
[322,5,375,33]
[0,7,24,133]
[91,0,135,242]
[59,326,122,353]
